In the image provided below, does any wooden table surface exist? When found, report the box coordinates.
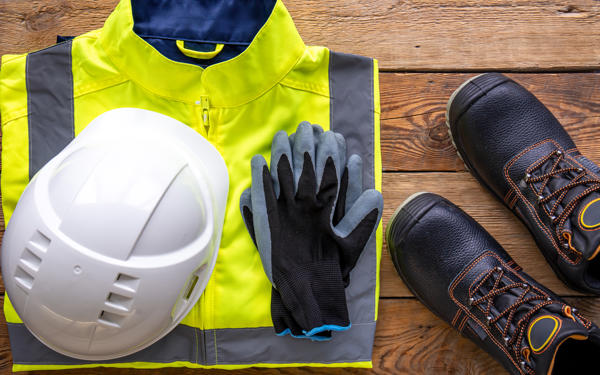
[0,1,599,374]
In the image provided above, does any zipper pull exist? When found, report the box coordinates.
[201,96,210,134]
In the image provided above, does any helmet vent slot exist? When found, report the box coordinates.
[113,273,140,293]
[105,292,133,311]
[14,266,35,293]
[97,310,126,328]
[20,248,42,273]
[14,246,44,293]
[29,230,50,252]
[184,275,199,301]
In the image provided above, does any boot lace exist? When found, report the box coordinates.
[469,266,554,372]
[524,149,600,251]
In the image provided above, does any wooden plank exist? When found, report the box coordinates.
[2,297,600,374]
[380,172,592,297]
[381,73,600,172]
[0,1,117,55]
[0,1,599,71]
[287,0,600,71]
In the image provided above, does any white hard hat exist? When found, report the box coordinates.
[1,108,228,360]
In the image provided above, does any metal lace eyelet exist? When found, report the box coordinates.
[537,195,544,203]
[577,167,584,173]
[503,336,510,346]
[468,297,475,306]
[524,173,532,182]
[522,283,529,289]
[521,346,532,367]
[556,150,563,156]
[550,215,557,221]
[495,266,502,272]
[486,315,493,326]
[572,308,578,314]
[563,242,570,249]
[547,297,552,301]
[520,361,527,371]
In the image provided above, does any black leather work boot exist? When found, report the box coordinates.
[447,73,600,294]
[386,192,600,375]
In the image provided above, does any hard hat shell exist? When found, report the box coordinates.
[1,108,228,360]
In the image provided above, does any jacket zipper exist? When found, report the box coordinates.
[196,95,213,362]
[201,96,210,135]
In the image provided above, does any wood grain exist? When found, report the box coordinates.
[3,297,600,375]
[287,0,600,71]
[0,1,599,71]
[381,73,600,172]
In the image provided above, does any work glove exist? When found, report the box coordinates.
[240,122,383,339]
[241,124,334,340]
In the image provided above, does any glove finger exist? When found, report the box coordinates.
[250,155,277,284]
[270,131,292,198]
[290,123,323,143]
[292,122,317,192]
[296,152,318,202]
[334,131,347,169]
[311,123,325,137]
[334,189,383,239]
[332,166,348,226]
[289,123,323,158]
[333,189,383,277]
[276,154,296,204]
[315,131,342,192]
[316,156,338,204]
[345,154,364,211]
[239,188,257,246]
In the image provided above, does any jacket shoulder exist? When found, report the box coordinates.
[282,46,376,98]
[280,46,330,97]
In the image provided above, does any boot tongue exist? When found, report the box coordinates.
[534,157,600,260]
[527,310,589,374]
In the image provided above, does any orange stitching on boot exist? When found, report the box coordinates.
[562,232,579,255]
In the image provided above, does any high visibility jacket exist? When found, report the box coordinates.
[0,0,381,371]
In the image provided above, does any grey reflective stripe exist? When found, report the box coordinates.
[26,40,75,180]
[329,51,375,190]
[7,323,197,365]
[214,322,375,365]
[328,51,377,325]
[8,322,376,365]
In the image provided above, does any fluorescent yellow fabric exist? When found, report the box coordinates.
[373,59,383,320]
[0,0,381,370]
[12,361,373,372]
